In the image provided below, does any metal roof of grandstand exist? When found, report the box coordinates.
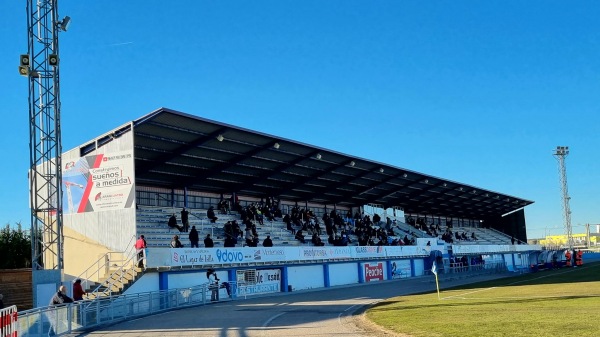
[132,107,533,219]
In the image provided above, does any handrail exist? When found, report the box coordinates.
[74,235,136,291]
[88,250,139,298]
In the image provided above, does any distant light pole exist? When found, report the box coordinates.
[553,146,574,250]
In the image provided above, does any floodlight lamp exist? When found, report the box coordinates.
[18,65,29,77]
[315,153,322,160]
[216,134,224,142]
[402,173,408,178]
[379,168,384,173]
[20,54,30,66]
[273,142,280,149]
[59,16,71,31]
[442,183,447,187]
[424,179,428,184]
[49,54,58,66]
[349,161,355,167]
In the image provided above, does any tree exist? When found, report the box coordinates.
[0,222,32,269]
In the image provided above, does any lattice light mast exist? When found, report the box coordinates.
[553,146,574,250]
[19,0,70,304]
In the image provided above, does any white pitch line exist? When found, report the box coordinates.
[338,304,358,324]
[442,287,498,300]
[262,312,286,328]
[442,294,600,301]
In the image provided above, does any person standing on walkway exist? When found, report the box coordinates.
[48,285,74,336]
[207,269,220,301]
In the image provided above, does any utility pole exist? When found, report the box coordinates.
[553,146,574,251]
[19,0,70,307]
[585,223,590,249]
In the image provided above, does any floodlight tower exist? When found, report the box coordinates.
[19,0,70,306]
[553,146,574,250]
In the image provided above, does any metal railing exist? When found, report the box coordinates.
[424,261,507,277]
[74,235,137,292]
[16,282,240,336]
[87,250,140,299]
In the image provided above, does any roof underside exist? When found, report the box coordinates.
[132,108,533,219]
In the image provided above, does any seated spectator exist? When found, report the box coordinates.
[218,199,229,214]
[251,235,259,247]
[311,233,324,246]
[471,232,477,240]
[207,206,218,223]
[328,234,335,245]
[204,234,214,248]
[168,214,183,232]
[295,230,306,244]
[263,235,273,247]
[170,235,184,248]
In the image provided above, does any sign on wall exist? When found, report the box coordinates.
[238,269,281,296]
[391,260,411,279]
[62,150,135,213]
[364,262,385,282]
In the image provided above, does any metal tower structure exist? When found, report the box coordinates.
[20,0,70,304]
[553,146,574,250]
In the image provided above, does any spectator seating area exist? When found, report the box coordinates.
[136,206,515,249]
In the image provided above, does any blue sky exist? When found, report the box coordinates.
[1,1,599,239]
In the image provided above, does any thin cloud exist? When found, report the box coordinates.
[105,41,134,47]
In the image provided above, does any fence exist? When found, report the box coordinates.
[15,282,238,337]
[0,305,18,337]
[424,261,507,277]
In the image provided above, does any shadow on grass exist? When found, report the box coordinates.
[368,293,598,313]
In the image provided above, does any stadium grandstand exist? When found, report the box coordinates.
[12,107,556,336]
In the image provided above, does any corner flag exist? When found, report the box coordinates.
[432,262,440,300]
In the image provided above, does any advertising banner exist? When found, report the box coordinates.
[168,247,292,267]
[351,246,385,259]
[62,150,135,214]
[296,246,352,261]
[363,262,385,282]
[146,245,436,269]
[238,269,281,296]
[384,245,430,257]
[390,260,412,279]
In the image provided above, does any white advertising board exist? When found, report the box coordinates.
[238,269,281,296]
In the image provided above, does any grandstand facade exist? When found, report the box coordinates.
[54,107,540,305]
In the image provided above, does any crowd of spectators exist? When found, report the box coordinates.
[159,201,487,249]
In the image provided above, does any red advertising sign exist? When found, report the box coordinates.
[364,262,384,282]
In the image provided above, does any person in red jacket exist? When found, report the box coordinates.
[73,279,86,301]
[135,235,147,268]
